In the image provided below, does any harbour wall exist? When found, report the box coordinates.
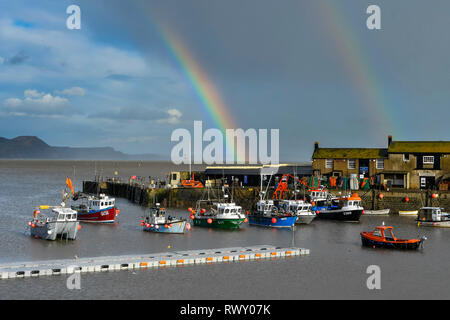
[83,181,450,213]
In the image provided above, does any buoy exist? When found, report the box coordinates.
[405,197,409,202]
[34,235,39,239]
[185,223,191,230]
[190,214,195,220]
[200,209,206,214]
[316,210,320,214]
[432,193,438,199]
[207,218,213,224]
[362,210,365,215]
[28,222,32,226]
[77,225,82,230]
[169,224,173,228]
[164,224,168,228]
[140,222,144,226]
[31,223,35,228]
[379,193,384,199]
[244,218,248,223]
[246,211,249,215]
[188,208,193,212]
[271,218,277,224]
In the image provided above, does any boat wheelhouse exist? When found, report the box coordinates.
[361,225,426,250]
[29,205,80,240]
[72,193,119,223]
[142,204,189,234]
[417,207,450,227]
[280,200,316,224]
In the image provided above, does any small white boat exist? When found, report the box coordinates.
[417,207,450,228]
[364,209,390,216]
[399,210,418,216]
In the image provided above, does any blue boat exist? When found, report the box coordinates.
[248,199,297,228]
[141,204,190,234]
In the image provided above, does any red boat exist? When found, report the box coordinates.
[72,193,119,223]
[361,225,426,250]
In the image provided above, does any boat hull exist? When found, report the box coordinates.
[143,220,187,234]
[361,234,422,250]
[248,215,297,228]
[315,208,363,222]
[192,217,245,229]
[30,221,79,240]
[417,220,450,228]
[77,207,118,223]
[295,215,316,224]
[364,209,390,216]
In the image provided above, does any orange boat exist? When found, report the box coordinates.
[360,225,426,250]
[181,173,204,188]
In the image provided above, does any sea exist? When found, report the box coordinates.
[0,160,449,300]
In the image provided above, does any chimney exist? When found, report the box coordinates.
[314,141,319,150]
[388,135,393,146]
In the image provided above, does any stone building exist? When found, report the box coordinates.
[312,136,450,190]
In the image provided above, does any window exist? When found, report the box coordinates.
[348,159,356,169]
[403,154,410,161]
[376,159,384,169]
[325,159,333,169]
[423,156,434,164]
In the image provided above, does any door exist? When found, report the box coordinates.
[420,176,435,190]
[359,159,370,178]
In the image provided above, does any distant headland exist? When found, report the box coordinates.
[0,136,164,160]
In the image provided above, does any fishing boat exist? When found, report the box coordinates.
[361,225,426,250]
[248,199,298,228]
[364,209,390,216]
[248,173,298,228]
[416,207,450,228]
[279,200,316,224]
[313,193,364,222]
[72,193,120,223]
[29,205,80,240]
[190,201,246,229]
[142,203,190,233]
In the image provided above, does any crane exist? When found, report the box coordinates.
[272,174,317,200]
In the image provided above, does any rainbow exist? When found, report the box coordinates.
[153,21,243,162]
[311,1,396,139]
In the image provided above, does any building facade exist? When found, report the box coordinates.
[312,136,450,190]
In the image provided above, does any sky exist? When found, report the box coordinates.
[0,0,449,161]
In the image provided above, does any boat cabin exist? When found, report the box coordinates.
[309,190,328,201]
[332,194,362,209]
[88,194,115,211]
[418,207,448,222]
[51,207,78,222]
[372,226,396,241]
[279,200,312,214]
[213,202,242,216]
[256,200,275,216]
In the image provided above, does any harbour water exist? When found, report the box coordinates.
[0,160,449,299]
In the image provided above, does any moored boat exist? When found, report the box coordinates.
[248,199,298,228]
[72,193,120,223]
[313,193,364,222]
[399,210,418,216]
[360,225,426,250]
[364,209,390,216]
[29,205,80,240]
[142,204,189,233]
[279,200,316,224]
[417,207,450,228]
[190,202,246,229]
